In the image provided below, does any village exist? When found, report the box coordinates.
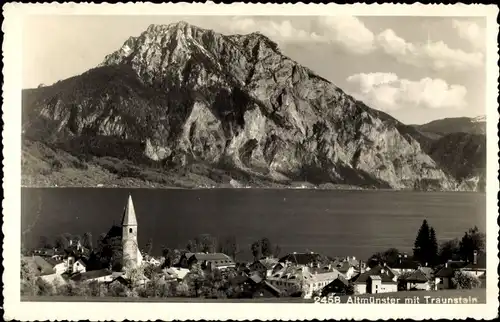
[21,195,487,300]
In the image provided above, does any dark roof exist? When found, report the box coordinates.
[259,258,278,269]
[405,269,430,283]
[446,260,467,269]
[45,258,64,267]
[418,267,434,280]
[71,269,113,282]
[259,281,281,296]
[391,259,419,270]
[351,265,396,284]
[105,225,123,240]
[462,255,486,270]
[325,275,349,287]
[187,252,234,262]
[434,267,455,278]
[278,253,327,266]
[122,194,138,226]
[333,261,353,273]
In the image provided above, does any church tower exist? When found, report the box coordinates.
[121,194,142,270]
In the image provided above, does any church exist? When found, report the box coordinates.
[99,194,143,271]
[121,194,143,269]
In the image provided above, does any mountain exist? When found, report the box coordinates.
[412,116,486,137]
[408,117,487,191]
[22,22,463,190]
[427,133,486,192]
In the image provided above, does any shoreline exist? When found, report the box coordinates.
[20,185,485,193]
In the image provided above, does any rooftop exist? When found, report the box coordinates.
[71,269,114,282]
[350,265,396,284]
[278,252,328,266]
[122,194,138,226]
[405,269,431,283]
[462,255,486,270]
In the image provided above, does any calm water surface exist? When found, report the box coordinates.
[21,188,486,261]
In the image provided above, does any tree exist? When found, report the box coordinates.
[459,226,486,263]
[162,247,173,268]
[189,234,217,253]
[38,236,51,249]
[413,220,437,266]
[21,258,38,296]
[438,239,460,263]
[260,238,272,258]
[54,235,67,250]
[82,232,93,250]
[219,235,239,260]
[452,271,481,289]
[429,228,438,265]
[145,238,153,256]
[274,244,281,258]
[186,263,205,297]
[186,240,196,252]
[251,241,261,261]
[368,248,401,267]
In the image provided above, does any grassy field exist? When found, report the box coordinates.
[23,288,486,303]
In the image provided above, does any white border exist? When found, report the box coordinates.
[2,2,499,320]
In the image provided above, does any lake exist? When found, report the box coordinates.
[21,188,486,262]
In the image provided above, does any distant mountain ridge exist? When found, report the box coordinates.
[21,22,484,191]
[411,116,486,137]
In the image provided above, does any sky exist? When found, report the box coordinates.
[23,15,487,124]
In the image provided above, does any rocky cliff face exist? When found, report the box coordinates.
[23,21,459,190]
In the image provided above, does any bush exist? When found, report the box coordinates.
[107,282,128,297]
[176,282,190,297]
[36,278,55,296]
[57,281,84,296]
[452,271,481,289]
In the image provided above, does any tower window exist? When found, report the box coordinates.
[129,228,133,233]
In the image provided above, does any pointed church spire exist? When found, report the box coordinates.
[122,194,138,226]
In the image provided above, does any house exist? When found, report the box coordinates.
[403,268,433,291]
[70,269,121,283]
[460,253,486,278]
[110,274,150,287]
[278,252,328,267]
[332,261,356,280]
[434,266,454,290]
[434,261,467,290]
[164,267,190,280]
[251,281,281,298]
[267,265,341,299]
[350,265,398,294]
[230,273,281,298]
[390,255,419,276]
[64,255,87,274]
[178,252,235,270]
[320,276,351,296]
[249,258,279,278]
[44,258,68,275]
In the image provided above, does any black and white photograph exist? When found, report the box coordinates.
[3,3,499,321]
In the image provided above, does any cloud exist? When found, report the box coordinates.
[224,17,321,44]
[222,17,484,71]
[316,16,375,54]
[223,16,373,54]
[452,19,486,51]
[346,72,468,111]
[376,29,484,71]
